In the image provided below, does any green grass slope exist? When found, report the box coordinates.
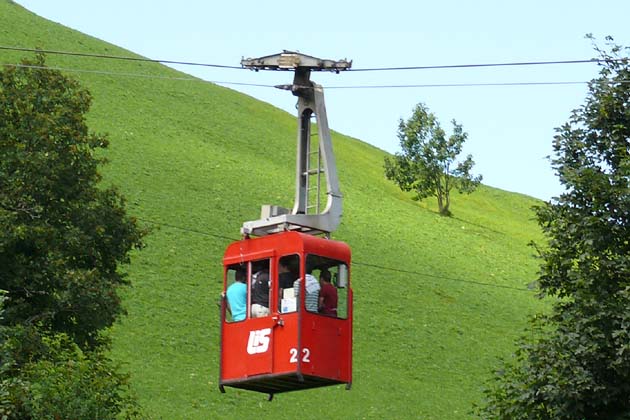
[1,2,548,418]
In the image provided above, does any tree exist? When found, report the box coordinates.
[478,37,630,419]
[0,55,146,419]
[0,323,142,419]
[0,55,145,349]
[384,103,482,216]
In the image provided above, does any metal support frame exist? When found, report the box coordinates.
[240,52,351,237]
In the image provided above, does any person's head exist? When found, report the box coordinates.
[279,261,289,273]
[254,270,269,284]
[319,270,331,284]
[235,268,246,283]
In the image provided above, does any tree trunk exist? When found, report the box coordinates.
[442,187,451,216]
[440,199,451,216]
[437,193,444,214]
[438,174,451,216]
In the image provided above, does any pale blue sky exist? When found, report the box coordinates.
[12,0,630,200]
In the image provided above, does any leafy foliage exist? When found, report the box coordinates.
[0,324,142,420]
[384,103,482,215]
[478,37,630,419]
[0,56,146,419]
[0,55,146,349]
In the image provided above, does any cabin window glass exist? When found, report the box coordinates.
[302,255,349,319]
[224,264,247,323]
[278,255,300,313]
[250,259,271,318]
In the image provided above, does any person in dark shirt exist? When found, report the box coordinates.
[279,261,294,290]
[318,270,337,316]
[251,270,270,317]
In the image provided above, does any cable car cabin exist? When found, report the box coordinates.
[219,231,352,397]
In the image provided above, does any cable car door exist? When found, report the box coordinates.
[246,257,275,376]
[222,255,276,379]
[243,320,275,377]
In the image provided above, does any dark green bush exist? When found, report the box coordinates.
[0,324,142,420]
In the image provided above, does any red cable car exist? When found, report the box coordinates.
[220,231,352,395]
[219,52,353,398]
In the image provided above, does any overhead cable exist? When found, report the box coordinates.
[0,45,243,69]
[137,217,238,242]
[0,45,618,73]
[353,261,531,292]
[349,58,608,72]
[3,63,609,90]
[142,217,532,293]
[324,81,595,89]
[1,63,277,87]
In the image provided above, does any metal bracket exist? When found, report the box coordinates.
[241,50,351,73]
[240,52,351,237]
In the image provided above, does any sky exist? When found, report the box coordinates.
[11,0,630,200]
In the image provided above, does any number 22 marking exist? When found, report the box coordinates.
[289,348,311,363]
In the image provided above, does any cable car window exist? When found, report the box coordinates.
[305,255,350,319]
[224,264,247,323]
[250,259,271,318]
[278,255,299,313]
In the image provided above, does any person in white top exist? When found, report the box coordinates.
[293,273,320,312]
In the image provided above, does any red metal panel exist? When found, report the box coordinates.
[270,313,299,374]
[299,312,352,382]
[223,232,351,267]
[223,233,301,266]
[221,317,275,379]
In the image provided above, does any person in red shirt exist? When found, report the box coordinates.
[318,270,338,316]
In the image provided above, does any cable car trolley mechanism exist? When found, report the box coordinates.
[219,51,353,399]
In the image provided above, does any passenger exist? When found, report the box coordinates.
[251,270,271,317]
[293,271,320,312]
[278,261,294,290]
[318,270,338,316]
[224,268,247,321]
[278,260,296,312]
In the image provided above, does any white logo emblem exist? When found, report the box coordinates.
[247,328,271,354]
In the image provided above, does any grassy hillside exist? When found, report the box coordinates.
[1,2,548,418]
